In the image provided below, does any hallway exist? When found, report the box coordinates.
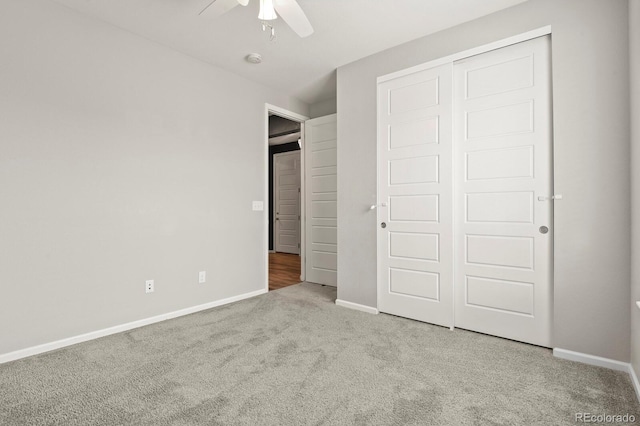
[269,252,301,291]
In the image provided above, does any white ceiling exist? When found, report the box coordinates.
[50,0,527,105]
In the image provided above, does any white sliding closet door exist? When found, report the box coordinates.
[377,64,454,328]
[376,36,553,347]
[453,36,553,347]
[305,114,338,286]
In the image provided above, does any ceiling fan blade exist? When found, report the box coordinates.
[199,0,243,17]
[273,0,314,38]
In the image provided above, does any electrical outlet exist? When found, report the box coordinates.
[145,280,154,293]
[199,271,206,284]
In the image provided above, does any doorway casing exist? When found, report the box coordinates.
[264,104,309,292]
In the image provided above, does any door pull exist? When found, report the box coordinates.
[538,194,563,201]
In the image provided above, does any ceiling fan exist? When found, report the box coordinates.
[199,0,314,38]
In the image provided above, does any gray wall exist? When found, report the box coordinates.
[310,97,337,119]
[0,0,307,356]
[631,0,640,375]
[337,0,631,361]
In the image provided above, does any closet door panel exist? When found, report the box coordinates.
[377,64,454,328]
[453,36,553,347]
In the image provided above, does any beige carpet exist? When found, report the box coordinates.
[1,282,638,425]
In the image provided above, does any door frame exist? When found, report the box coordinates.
[377,26,551,85]
[273,150,302,254]
[264,104,309,292]
[376,26,553,316]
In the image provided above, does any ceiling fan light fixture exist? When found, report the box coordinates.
[258,0,277,21]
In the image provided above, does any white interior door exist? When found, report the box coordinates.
[274,151,301,254]
[304,114,337,286]
[453,36,553,347]
[377,64,454,328]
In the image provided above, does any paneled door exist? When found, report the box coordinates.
[377,64,454,328]
[274,151,301,254]
[305,114,337,286]
[453,36,552,347]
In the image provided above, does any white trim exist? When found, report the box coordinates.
[554,348,640,403]
[0,289,267,364]
[630,364,640,403]
[299,125,306,282]
[267,104,309,123]
[553,348,630,372]
[265,104,310,291]
[336,299,379,315]
[376,67,382,315]
[377,26,552,84]
[269,249,276,253]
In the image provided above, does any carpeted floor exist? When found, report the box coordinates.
[1,282,638,425]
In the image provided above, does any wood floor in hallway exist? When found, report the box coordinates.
[269,252,301,291]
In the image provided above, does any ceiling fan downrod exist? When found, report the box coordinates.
[262,21,276,41]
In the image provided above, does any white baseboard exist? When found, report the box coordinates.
[553,348,629,372]
[630,364,640,403]
[0,288,267,365]
[552,349,640,403]
[335,299,379,315]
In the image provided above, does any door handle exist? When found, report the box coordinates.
[381,222,386,229]
[370,202,388,210]
[538,194,563,201]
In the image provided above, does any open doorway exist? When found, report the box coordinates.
[266,106,308,291]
